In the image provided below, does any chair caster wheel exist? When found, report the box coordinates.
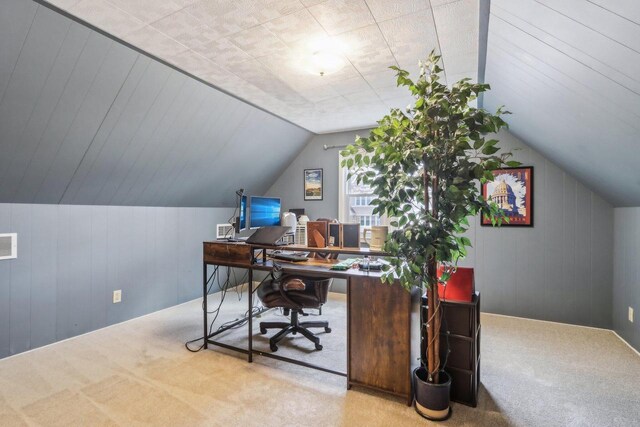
[270,343,278,352]
[260,328,267,334]
[315,343,323,351]
[325,327,332,333]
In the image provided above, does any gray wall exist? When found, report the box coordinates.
[266,131,363,220]
[613,208,640,351]
[0,0,311,208]
[0,203,232,359]
[267,129,615,328]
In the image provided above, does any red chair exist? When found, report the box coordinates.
[437,266,474,302]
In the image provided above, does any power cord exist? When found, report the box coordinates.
[185,267,271,352]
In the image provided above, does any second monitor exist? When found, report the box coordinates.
[249,196,281,228]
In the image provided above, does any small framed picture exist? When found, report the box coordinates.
[304,168,323,201]
[481,166,533,227]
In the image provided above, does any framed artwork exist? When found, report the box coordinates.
[481,166,533,227]
[304,168,323,201]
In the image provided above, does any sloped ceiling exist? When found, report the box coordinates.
[40,0,480,133]
[0,0,311,207]
[483,0,640,207]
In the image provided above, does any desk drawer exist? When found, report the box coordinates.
[203,242,251,264]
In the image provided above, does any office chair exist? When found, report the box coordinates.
[257,271,332,351]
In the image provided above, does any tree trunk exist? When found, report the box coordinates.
[423,155,441,383]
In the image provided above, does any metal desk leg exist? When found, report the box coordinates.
[248,268,253,362]
[203,262,208,349]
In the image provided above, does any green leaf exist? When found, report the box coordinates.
[482,146,500,155]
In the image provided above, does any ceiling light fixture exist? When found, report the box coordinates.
[297,37,347,77]
[310,50,345,76]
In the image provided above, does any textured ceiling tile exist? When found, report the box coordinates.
[229,25,290,58]
[199,65,233,83]
[363,69,398,89]
[375,84,409,101]
[334,25,397,74]
[365,0,430,22]
[150,10,225,50]
[343,88,380,104]
[47,0,82,9]
[164,49,224,78]
[432,0,478,76]
[385,94,416,111]
[313,95,351,113]
[441,53,476,77]
[351,49,397,75]
[52,0,479,133]
[296,84,341,102]
[191,38,252,69]
[186,0,258,29]
[300,0,327,6]
[446,71,475,85]
[329,75,372,94]
[334,24,386,55]
[188,0,304,30]
[70,0,146,36]
[124,26,189,58]
[233,59,308,104]
[378,9,439,64]
[263,9,326,46]
[106,0,183,24]
[258,53,309,79]
[308,0,375,35]
[430,0,460,6]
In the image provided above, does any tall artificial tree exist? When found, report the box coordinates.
[341,52,518,382]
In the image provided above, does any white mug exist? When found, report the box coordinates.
[364,226,388,250]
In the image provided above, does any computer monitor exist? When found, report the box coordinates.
[236,194,247,233]
[249,196,281,228]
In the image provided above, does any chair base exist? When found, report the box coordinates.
[260,310,330,352]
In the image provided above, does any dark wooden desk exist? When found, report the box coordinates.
[202,241,420,404]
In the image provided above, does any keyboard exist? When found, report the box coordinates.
[271,253,309,262]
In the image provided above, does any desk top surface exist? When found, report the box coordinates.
[204,241,388,257]
[203,241,388,279]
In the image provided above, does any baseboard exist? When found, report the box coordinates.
[0,297,199,362]
[481,312,612,331]
[483,312,640,357]
[612,331,640,357]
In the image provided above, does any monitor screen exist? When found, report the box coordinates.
[238,195,247,231]
[249,196,281,228]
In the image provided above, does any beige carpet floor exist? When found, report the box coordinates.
[0,291,639,427]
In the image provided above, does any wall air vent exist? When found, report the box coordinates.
[0,233,17,260]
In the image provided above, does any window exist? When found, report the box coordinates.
[339,164,386,241]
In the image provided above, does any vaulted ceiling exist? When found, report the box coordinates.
[4,0,639,208]
[483,0,640,206]
[41,0,480,133]
[0,0,311,207]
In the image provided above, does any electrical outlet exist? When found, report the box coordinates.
[113,290,122,304]
[629,307,634,323]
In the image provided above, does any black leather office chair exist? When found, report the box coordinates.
[257,272,332,352]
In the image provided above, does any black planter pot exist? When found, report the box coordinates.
[413,368,452,421]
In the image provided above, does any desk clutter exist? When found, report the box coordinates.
[307,220,360,248]
[202,240,418,405]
